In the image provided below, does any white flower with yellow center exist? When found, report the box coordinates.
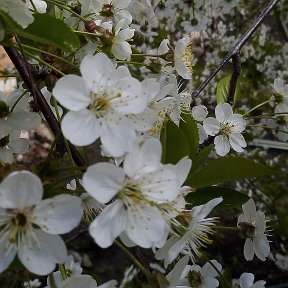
[174,37,194,80]
[82,138,191,248]
[237,198,270,261]
[155,197,222,267]
[0,171,83,275]
[203,103,246,156]
[53,52,146,157]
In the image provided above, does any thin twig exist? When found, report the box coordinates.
[227,52,241,106]
[191,0,281,100]
[3,46,86,166]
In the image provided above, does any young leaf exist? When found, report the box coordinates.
[0,12,79,51]
[186,156,273,188]
[216,74,240,104]
[179,113,199,159]
[190,144,214,174]
[160,120,190,164]
[186,186,250,209]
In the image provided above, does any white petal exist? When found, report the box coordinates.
[109,77,145,114]
[0,233,17,273]
[140,167,180,203]
[201,277,219,288]
[83,162,125,203]
[33,195,82,234]
[228,114,246,133]
[198,123,208,144]
[8,111,41,131]
[141,78,161,103]
[201,260,222,278]
[171,157,192,186]
[215,103,233,122]
[174,58,192,79]
[89,200,127,248]
[98,280,118,288]
[274,78,285,95]
[112,41,132,60]
[240,273,255,288]
[53,75,90,111]
[203,118,220,136]
[229,133,246,153]
[18,230,67,275]
[192,105,208,121]
[61,110,100,146]
[242,198,257,222]
[0,171,43,209]
[62,275,97,288]
[254,235,270,261]
[255,211,266,235]
[100,116,136,157]
[9,138,29,153]
[124,138,162,178]
[126,204,167,248]
[214,135,230,156]
[113,0,131,9]
[0,148,13,164]
[244,238,254,261]
[166,255,190,286]
[80,53,114,90]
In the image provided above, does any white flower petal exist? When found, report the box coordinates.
[242,198,257,222]
[215,103,233,122]
[192,105,208,121]
[83,162,125,203]
[98,279,118,288]
[201,260,222,278]
[254,235,270,261]
[124,138,162,178]
[126,204,167,248]
[9,138,29,153]
[33,195,82,234]
[112,41,132,60]
[80,53,114,90]
[255,211,266,234]
[229,133,247,153]
[89,200,127,248]
[0,233,17,273]
[244,238,254,261]
[203,118,220,136]
[201,277,219,288]
[100,116,136,157]
[214,135,230,156]
[0,148,13,164]
[62,275,97,288]
[240,273,255,288]
[53,75,90,111]
[18,230,67,275]
[0,171,43,209]
[61,110,100,146]
[8,111,41,131]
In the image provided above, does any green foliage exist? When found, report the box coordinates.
[160,120,190,164]
[0,12,79,51]
[186,156,273,188]
[216,74,240,104]
[186,186,250,209]
[190,144,215,173]
[179,113,199,159]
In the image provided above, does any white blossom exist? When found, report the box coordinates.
[233,273,266,288]
[203,103,247,156]
[83,138,191,248]
[0,171,83,275]
[53,52,146,157]
[237,198,270,261]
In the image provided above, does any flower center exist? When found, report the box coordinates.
[180,42,194,74]
[188,270,203,287]
[220,122,234,135]
[89,91,110,118]
[238,221,256,238]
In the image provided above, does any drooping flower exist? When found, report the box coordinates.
[155,197,223,266]
[203,103,246,156]
[233,273,266,288]
[0,171,83,275]
[53,52,146,157]
[237,198,270,261]
[191,105,209,144]
[82,138,191,248]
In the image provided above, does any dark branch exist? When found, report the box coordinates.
[227,52,241,105]
[4,46,86,167]
[191,0,281,100]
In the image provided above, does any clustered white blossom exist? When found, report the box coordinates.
[0,0,282,286]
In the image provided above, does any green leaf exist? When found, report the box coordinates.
[160,120,190,164]
[186,156,273,188]
[216,74,240,104]
[186,186,250,209]
[0,12,79,51]
[190,144,214,174]
[179,113,199,159]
